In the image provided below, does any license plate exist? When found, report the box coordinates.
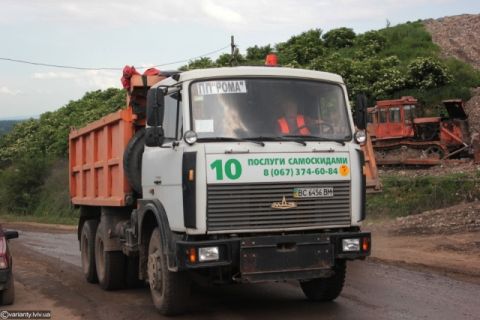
[293,187,334,198]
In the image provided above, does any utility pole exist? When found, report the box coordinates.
[230,35,238,67]
[231,35,235,57]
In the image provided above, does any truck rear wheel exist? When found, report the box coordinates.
[80,219,98,283]
[300,260,346,301]
[95,221,126,290]
[148,227,190,315]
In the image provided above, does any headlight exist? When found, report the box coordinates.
[342,238,360,252]
[354,130,366,144]
[198,246,219,262]
[184,130,198,145]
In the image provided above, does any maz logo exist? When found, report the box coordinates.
[271,196,297,210]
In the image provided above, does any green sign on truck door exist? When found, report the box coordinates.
[206,153,351,184]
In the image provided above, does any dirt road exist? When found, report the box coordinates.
[4,227,480,320]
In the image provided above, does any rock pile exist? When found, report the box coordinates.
[424,14,480,70]
[393,201,480,235]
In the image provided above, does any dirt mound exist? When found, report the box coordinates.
[393,201,480,235]
[465,87,480,136]
[424,14,480,144]
[424,14,480,70]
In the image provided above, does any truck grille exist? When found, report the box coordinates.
[207,181,351,232]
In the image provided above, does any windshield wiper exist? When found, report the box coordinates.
[203,137,265,146]
[246,136,308,146]
[282,135,346,146]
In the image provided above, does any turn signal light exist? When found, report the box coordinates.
[362,237,370,251]
[188,247,197,263]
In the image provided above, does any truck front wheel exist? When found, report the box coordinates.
[95,221,126,290]
[148,227,190,315]
[80,219,98,283]
[300,260,346,301]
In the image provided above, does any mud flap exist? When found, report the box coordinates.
[239,234,334,283]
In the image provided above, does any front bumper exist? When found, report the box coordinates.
[176,231,370,282]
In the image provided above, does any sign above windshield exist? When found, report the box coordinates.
[196,80,247,96]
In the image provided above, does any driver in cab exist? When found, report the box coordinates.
[277,99,321,136]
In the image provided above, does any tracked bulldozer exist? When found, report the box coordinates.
[366,96,471,165]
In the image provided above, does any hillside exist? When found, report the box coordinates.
[0,120,20,136]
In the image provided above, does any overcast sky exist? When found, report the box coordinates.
[0,0,478,119]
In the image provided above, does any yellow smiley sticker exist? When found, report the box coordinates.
[339,164,349,176]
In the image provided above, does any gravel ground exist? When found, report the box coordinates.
[379,161,480,177]
[393,201,480,235]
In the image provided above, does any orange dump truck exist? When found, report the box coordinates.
[69,66,372,315]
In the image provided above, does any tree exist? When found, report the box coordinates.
[246,45,273,61]
[355,30,387,55]
[215,53,232,66]
[407,58,452,89]
[0,88,125,163]
[179,57,216,71]
[323,28,356,49]
[276,29,325,66]
[0,156,49,213]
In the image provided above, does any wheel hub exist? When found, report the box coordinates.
[148,251,162,290]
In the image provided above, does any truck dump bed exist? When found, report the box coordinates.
[69,109,135,206]
[69,70,166,207]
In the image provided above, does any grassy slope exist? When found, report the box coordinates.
[367,172,480,219]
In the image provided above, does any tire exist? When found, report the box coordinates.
[80,219,99,283]
[0,274,15,305]
[148,228,190,315]
[124,129,145,194]
[125,256,145,288]
[300,260,346,302]
[95,221,126,290]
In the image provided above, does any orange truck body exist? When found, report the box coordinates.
[69,73,165,207]
[69,108,135,206]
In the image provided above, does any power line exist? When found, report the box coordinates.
[0,45,229,71]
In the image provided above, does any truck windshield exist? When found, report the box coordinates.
[190,78,352,141]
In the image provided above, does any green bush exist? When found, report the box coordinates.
[0,156,50,214]
[276,29,325,65]
[323,27,356,49]
[246,45,273,61]
[406,57,452,89]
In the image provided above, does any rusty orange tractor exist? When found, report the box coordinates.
[366,96,470,165]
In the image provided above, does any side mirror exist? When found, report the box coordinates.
[146,87,165,127]
[5,230,18,240]
[145,87,166,147]
[355,93,368,130]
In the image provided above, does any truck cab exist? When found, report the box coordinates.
[72,66,371,315]
[367,96,418,140]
